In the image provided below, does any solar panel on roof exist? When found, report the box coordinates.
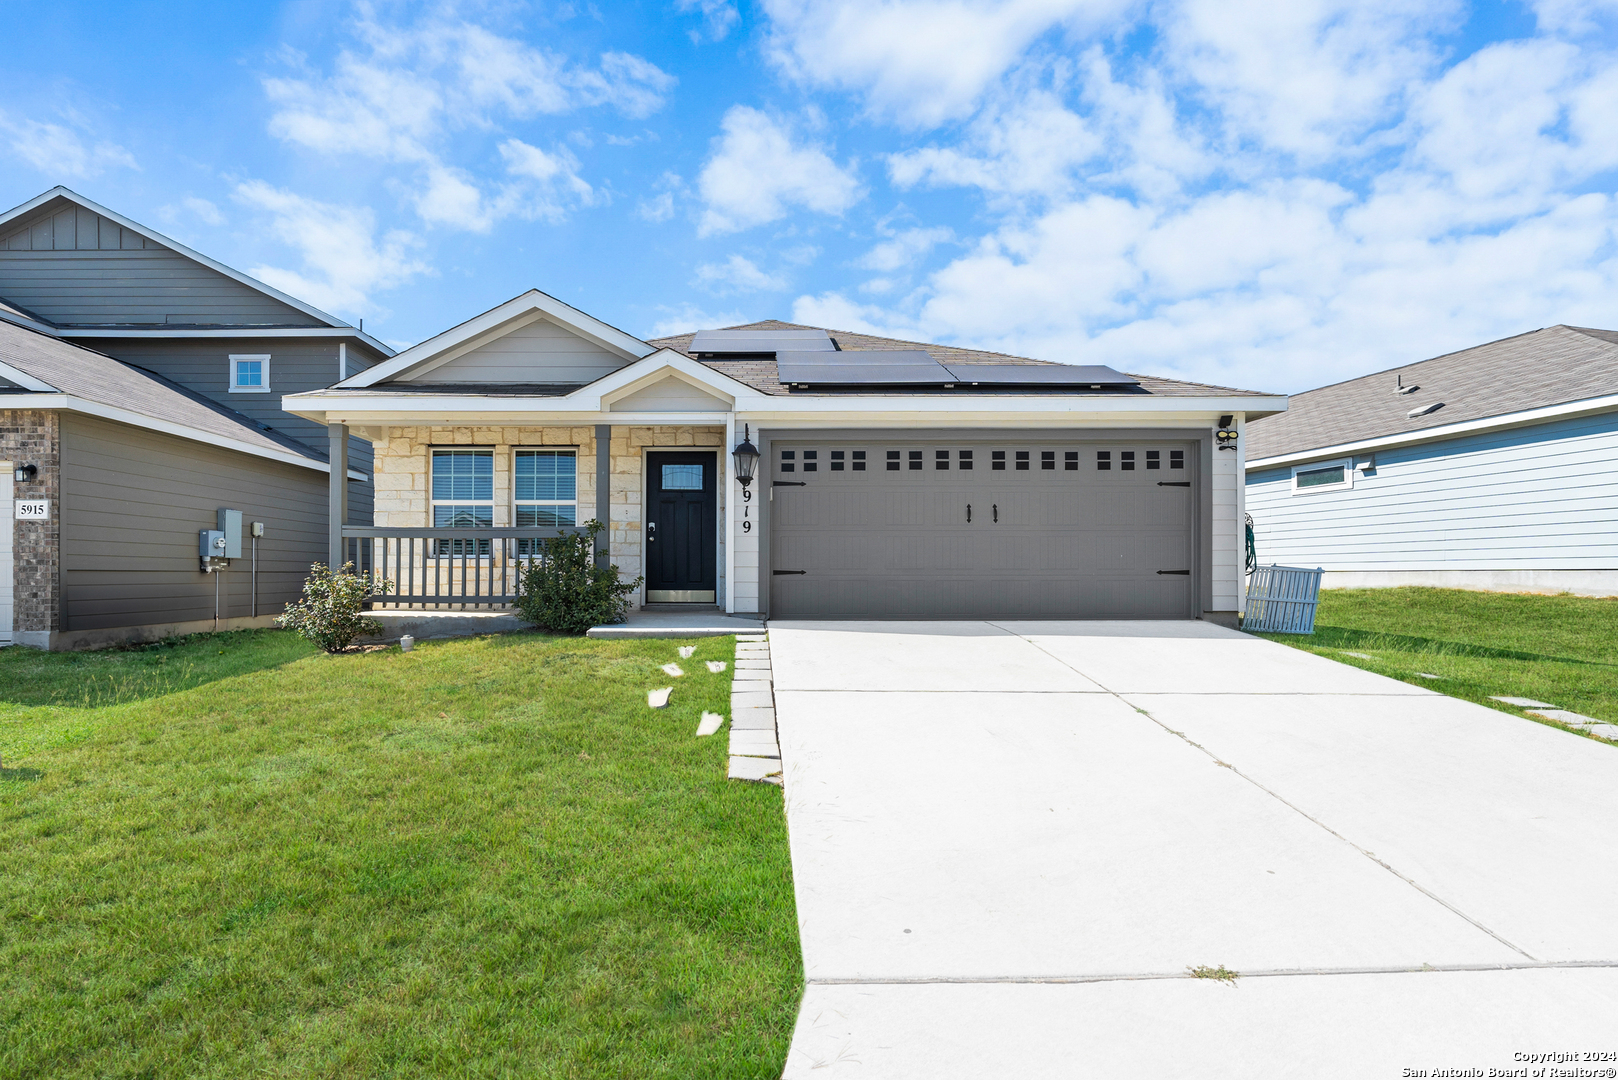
[689,328,834,355]
[775,350,954,385]
[940,364,1139,387]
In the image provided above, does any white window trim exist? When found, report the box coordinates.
[430,447,495,557]
[228,353,271,393]
[1290,457,1354,495]
[512,446,580,530]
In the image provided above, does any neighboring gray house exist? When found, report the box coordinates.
[1245,325,1618,597]
[0,186,395,648]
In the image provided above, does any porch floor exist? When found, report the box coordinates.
[586,607,764,639]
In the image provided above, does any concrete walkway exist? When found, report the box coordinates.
[769,620,1618,1078]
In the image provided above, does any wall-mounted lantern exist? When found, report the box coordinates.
[13,463,37,483]
[1215,415,1239,451]
[732,424,760,489]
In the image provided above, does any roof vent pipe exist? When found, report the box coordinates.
[1395,374,1419,395]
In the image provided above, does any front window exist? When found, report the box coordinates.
[515,449,577,555]
[432,449,493,555]
[229,354,270,393]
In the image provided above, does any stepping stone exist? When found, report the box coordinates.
[1492,696,1558,709]
[706,660,727,673]
[1415,673,1442,679]
[1527,709,1602,726]
[731,678,773,693]
[734,658,771,669]
[1338,651,1372,659]
[729,707,777,730]
[696,712,724,737]
[736,634,767,642]
[661,662,685,677]
[1584,725,1618,741]
[735,647,770,657]
[678,645,696,659]
[731,691,774,710]
[729,730,781,757]
[729,756,782,783]
[648,687,672,708]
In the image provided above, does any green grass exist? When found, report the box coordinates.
[1253,587,1618,737]
[0,629,801,1079]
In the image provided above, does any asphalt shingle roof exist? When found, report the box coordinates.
[0,319,325,462]
[1245,324,1618,462]
[649,320,1275,399]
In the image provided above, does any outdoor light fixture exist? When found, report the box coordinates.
[732,424,760,489]
[1215,415,1239,451]
[13,463,36,483]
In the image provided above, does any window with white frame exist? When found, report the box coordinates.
[228,354,270,393]
[1291,458,1354,494]
[514,449,577,555]
[431,449,493,555]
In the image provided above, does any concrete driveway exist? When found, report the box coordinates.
[768,620,1618,1078]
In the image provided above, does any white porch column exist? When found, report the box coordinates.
[724,411,736,613]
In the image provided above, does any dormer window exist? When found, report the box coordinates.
[229,354,270,393]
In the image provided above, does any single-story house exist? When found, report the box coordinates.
[1244,325,1618,597]
[0,186,393,648]
[285,290,1285,624]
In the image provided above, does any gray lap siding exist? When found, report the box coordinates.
[75,336,380,525]
[60,412,328,631]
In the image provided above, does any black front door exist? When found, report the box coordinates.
[646,451,718,603]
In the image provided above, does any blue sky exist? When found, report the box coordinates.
[2,0,1616,392]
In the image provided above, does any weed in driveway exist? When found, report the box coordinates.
[1186,964,1240,984]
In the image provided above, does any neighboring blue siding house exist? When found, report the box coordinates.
[1244,325,1618,597]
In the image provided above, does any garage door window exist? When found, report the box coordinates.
[1171,450,1184,469]
[992,451,1006,471]
[1041,451,1055,470]
[1096,451,1111,470]
[1015,451,1030,470]
[1121,451,1136,471]
[1065,451,1079,471]
[909,450,923,471]
[887,450,900,471]
[959,450,973,470]
[1146,450,1160,470]
[935,450,950,470]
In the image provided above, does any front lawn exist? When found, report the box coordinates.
[1253,587,1618,735]
[0,629,801,1078]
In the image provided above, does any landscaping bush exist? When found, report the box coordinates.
[278,561,390,653]
[516,520,643,634]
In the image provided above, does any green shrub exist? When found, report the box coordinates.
[278,562,391,653]
[515,520,643,635]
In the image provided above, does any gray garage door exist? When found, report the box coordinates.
[770,437,1198,618]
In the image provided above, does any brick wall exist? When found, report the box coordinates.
[0,410,59,632]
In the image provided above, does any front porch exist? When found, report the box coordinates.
[331,422,741,615]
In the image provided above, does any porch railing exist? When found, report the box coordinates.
[341,526,591,608]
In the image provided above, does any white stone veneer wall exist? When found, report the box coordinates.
[371,424,727,608]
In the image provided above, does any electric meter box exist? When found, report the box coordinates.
[200,530,226,559]
[217,508,242,559]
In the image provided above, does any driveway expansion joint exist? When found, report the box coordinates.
[984,620,1539,963]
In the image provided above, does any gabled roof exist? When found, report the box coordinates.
[649,319,1274,399]
[1246,325,1618,463]
[0,186,394,354]
[0,318,333,471]
[340,289,653,387]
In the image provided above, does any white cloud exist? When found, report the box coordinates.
[697,106,861,235]
[695,254,788,293]
[233,181,429,316]
[639,190,675,222]
[678,0,741,41]
[263,11,671,230]
[763,0,1132,127]
[0,112,137,178]
[858,226,954,272]
[181,197,225,226]
[767,0,1618,393]
[648,303,752,338]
